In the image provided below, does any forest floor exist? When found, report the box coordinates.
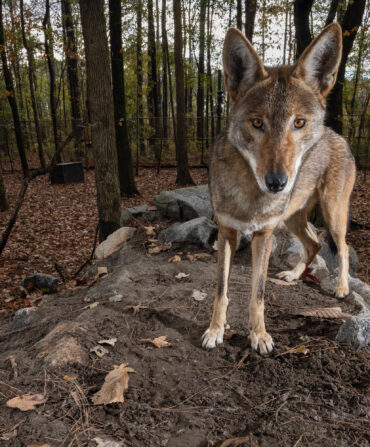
[0,163,369,446]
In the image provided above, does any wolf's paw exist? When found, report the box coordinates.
[250,331,274,356]
[202,326,224,349]
[276,269,300,282]
[334,283,349,298]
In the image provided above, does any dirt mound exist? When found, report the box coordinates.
[0,235,369,446]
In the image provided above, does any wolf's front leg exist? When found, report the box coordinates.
[249,230,274,355]
[202,226,237,349]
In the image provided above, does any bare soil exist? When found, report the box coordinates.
[0,232,369,447]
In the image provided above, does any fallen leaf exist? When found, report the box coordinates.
[168,255,181,263]
[93,437,123,447]
[98,338,117,346]
[91,363,135,405]
[220,436,250,447]
[148,245,162,255]
[27,444,51,447]
[175,272,189,279]
[144,225,156,236]
[186,254,195,262]
[269,278,298,286]
[97,266,108,277]
[90,345,109,358]
[141,335,172,348]
[80,301,100,310]
[192,290,207,301]
[223,329,237,340]
[6,394,47,411]
[292,307,351,319]
[123,302,148,315]
[284,345,310,355]
[0,430,17,441]
[193,252,212,260]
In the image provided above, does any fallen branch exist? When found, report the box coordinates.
[72,223,99,278]
[0,129,83,256]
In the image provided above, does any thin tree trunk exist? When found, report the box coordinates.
[0,154,8,211]
[109,0,137,196]
[0,0,28,177]
[293,0,314,58]
[136,0,146,156]
[326,0,366,134]
[147,0,161,162]
[173,0,194,185]
[236,0,242,30]
[197,0,206,149]
[244,0,256,42]
[216,69,223,134]
[207,0,214,145]
[161,0,169,146]
[79,0,121,241]
[325,0,339,26]
[20,0,45,169]
[283,7,288,65]
[355,92,369,162]
[61,0,82,145]
[43,0,61,161]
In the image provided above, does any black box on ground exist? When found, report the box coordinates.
[50,162,85,184]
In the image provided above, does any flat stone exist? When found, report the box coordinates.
[336,315,370,349]
[159,217,217,246]
[44,336,88,366]
[95,227,136,259]
[155,185,212,221]
[109,294,123,302]
[22,273,58,293]
[120,205,158,226]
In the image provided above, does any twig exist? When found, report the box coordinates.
[53,258,70,283]
[72,223,99,278]
[293,434,304,447]
[8,356,17,379]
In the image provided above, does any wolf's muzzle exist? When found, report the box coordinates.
[265,172,288,193]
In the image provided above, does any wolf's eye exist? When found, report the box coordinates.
[293,118,306,129]
[251,119,264,130]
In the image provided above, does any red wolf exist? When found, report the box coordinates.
[202,23,356,355]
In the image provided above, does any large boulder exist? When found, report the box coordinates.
[336,315,370,349]
[95,227,136,259]
[120,205,158,226]
[155,185,212,221]
[158,217,217,246]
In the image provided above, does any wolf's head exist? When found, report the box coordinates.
[224,24,342,194]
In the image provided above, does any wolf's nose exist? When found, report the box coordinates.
[265,172,288,192]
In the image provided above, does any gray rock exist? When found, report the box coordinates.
[159,216,217,246]
[319,242,360,273]
[6,307,36,332]
[155,185,212,221]
[336,315,370,349]
[120,205,158,226]
[349,275,370,306]
[310,255,330,281]
[109,294,123,302]
[22,273,58,293]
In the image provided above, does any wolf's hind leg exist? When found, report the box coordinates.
[277,210,321,282]
[319,167,355,298]
[202,226,237,349]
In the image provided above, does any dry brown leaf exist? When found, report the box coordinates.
[175,272,189,280]
[0,430,17,441]
[168,255,181,263]
[292,307,351,319]
[91,363,135,405]
[148,245,162,255]
[93,438,123,447]
[141,335,172,348]
[220,436,250,447]
[186,254,196,262]
[27,444,51,447]
[284,345,310,355]
[123,303,148,315]
[6,394,47,411]
[90,345,109,358]
[192,289,207,301]
[98,338,117,346]
[193,252,212,260]
[223,329,237,340]
[269,278,298,286]
[144,225,156,236]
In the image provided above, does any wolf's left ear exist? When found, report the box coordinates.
[294,23,342,98]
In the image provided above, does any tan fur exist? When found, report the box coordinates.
[202,24,356,354]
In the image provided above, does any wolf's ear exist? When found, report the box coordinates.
[223,28,267,102]
[294,23,342,98]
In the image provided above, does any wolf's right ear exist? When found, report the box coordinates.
[223,28,267,103]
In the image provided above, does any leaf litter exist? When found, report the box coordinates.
[6,394,47,411]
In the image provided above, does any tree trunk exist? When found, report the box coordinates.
[43,0,61,161]
[216,69,223,134]
[244,0,257,43]
[173,0,194,185]
[206,0,215,145]
[20,0,45,169]
[236,0,242,30]
[196,0,206,148]
[326,0,366,134]
[293,0,313,58]
[161,0,168,146]
[0,0,28,177]
[109,0,137,196]
[79,0,121,241]
[136,0,146,156]
[147,0,161,162]
[61,0,82,144]
[0,155,8,212]
[325,0,339,26]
